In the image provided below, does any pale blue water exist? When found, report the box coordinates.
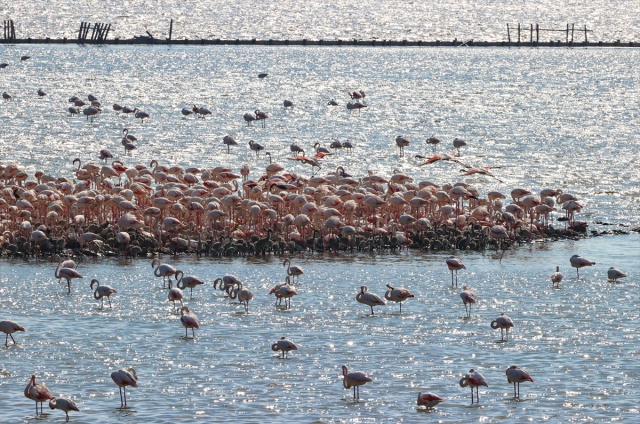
[0,9,639,422]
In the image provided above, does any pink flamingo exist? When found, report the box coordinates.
[384,284,414,312]
[491,312,514,341]
[151,258,177,288]
[356,285,386,315]
[271,336,298,359]
[0,320,25,346]
[607,267,627,282]
[569,254,595,278]
[283,258,304,283]
[54,255,83,293]
[175,271,205,299]
[24,374,53,416]
[416,392,444,409]
[459,369,488,404]
[180,306,200,338]
[550,266,563,287]
[460,286,477,317]
[446,256,465,287]
[505,365,533,398]
[111,368,138,407]
[49,397,80,421]
[167,278,184,310]
[342,365,372,401]
[90,279,117,309]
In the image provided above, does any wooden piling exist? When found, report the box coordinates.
[169,19,173,41]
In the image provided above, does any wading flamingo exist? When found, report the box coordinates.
[490,312,514,341]
[607,267,627,282]
[283,258,304,283]
[569,254,595,278]
[446,256,465,287]
[460,286,477,318]
[49,397,80,421]
[54,256,83,293]
[416,392,444,409]
[167,279,184,310]
[111,368,138,407]
[356,285,386,315]
[505,365,533,398]
[24,374,53,415]
[550,266,563,287]
[175,271,205,299]
[0,320,25,346]
[90,279,117,309]
[384,284,414,312]
[342,365,372,401]
[459,369,488,404]
[230,282,253,313]
[151,258,177,288]
[271,336,298,359]
[180,306,200,338]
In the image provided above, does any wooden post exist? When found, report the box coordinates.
[530,24,533,43]
[584,25,588,43]
[517,23,521,43]
[78,22,84,42]
[507,24,511,43]
[571,23,575,43]
[536,23,539,43]
[11,20,15,40]
[169,19,173,40]
[566,23,569,43]
[103,24,111,41]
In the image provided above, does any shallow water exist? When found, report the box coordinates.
[0,233,638,422]
[0,39,639,423]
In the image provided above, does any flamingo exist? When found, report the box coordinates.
[181,107,193,116]
[416,392,444,409]
[395,136,410,156]
[446,256,465,287]
[342,365,372,401]
[268,280,290,306]
[0,320,25,346]
[569,254,595,278]
[111,368,138,407]
[327,99,338,106]
[426,136,441,152]
[460,285,477,317]
[25,374,53,415]
[505,365,533,398]
[2,91,12,100]
[277,283,298,309]
[223,135,238,153]
[180,306,200,338]
[459,369,488,404]
[283,258,304,283]
[175,271,205,299]
[90,279,117,309]
[49,397,80,421]
[249,140,265,156]
[151,258,177,288]
[271,336,298,359]
[214,275,242,294]
[167,278,184,310]
[490,312,514,341]
[243,112,256,125]
[254,109,268,127]
[230,282,253,313]
[453,137,467,156]
[550,266,563,287]
[607,267,627,282]
[356,285,386,315]
[54,255,83,293]
[384,284,414,312]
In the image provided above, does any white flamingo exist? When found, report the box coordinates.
[111,368,138,407]
[230,282,254,313]
[459,369,488,404]
[24,374,53,415]
[90,279,117,309]
[505,365,534,398]
[175,271,205,299]
[490,312,514,341]
[271,336,298,359]
[342,365,372,401]
[54,255,83,293]
[569,254,595,278]
[180,306,200,338]
[0,320,25,346]
[151,258,177,288]
[356,285,386,315]
[167,278,184,310]
[550,266,563,287]
[49,397,80,421]
[384,284,414,312]
[416,392,444,409]
[283,258,304,283]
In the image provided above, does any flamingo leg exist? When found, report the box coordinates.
[123,386,127,407]
[67,280,71,294]
[370,306,374,315]
[4,334,8,346]
[119,386,124,407]
[108,297,112,308]
[470,387,474,404]
[513,381,517,397]
[476,386,480,403]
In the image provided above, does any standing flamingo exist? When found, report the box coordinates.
[569,254,596,278]
[283,258,304,283]
[90,279,117,309]
[151,258,177,288]
[453,137,467,156]
[460,286,477,317]
[395,136,410,156]
[607,267,627,282]
[167,278,184,310]
[175,271,205,299]
[505,365,534,398]
[271,336,298,359]
[356,285,386,315]
[416,392,444,409]
[24,374,53,415]
[0,320,25,346]
[111,368,138,407]
[490,312,514,341]
[180,306,200,338]
[550,266,563,287]
[342,365,372,401]
[446,256,465,287]
[459,369,488,404]
[384,284,414,312]
[49,397,80,421]
[230,282,254,313]
[54,256,83,293]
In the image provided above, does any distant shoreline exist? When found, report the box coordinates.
[0,38,637,48]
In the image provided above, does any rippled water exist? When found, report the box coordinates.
[2,0,640,42]
[0,40,639,422]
